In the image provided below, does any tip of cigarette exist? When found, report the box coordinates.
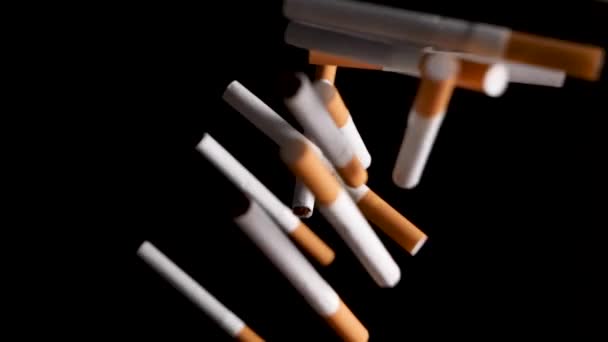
[483,64,509,97]
[222,80,240,98]
[137,241,152,255]
[392,170,420,189]
[293,206,312,218]
[410,235,428,256]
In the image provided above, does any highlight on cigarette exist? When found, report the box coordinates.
[233,199,369,341]
[280,135,401,288]
[347,184,428,256]
[284,0,605,80]
[393,54,460,189]
[137,241,265,342]
[281,72,368,187]
[314,80,372,168]
[196,134,335,266]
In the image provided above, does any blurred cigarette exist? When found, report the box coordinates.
[137,241,264,342]
[197,134,335,266]
[315,65,337,83]
[292,178,315,218]
[282,73,367,187]
[234,200,369,342]
[284,0,604,80]
[346,185,427,255]
[314,80,372,167]
[393,54,460,189]
[281,136,401,288]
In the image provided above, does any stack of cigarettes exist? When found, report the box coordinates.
[137,1,604,341]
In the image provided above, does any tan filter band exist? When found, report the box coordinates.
[310,50,382,71]
[357,189,427,255]
[235,326,265,342]
[336,155,368,187]
[315,65,338,83]
[289,223,336,266]
[505,31,605,81]
[414,55,459,116]
[324,300,369,342]
[326,85,350,127]
[282,139,341,206]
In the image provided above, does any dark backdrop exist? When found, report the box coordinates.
[101,1,607,340]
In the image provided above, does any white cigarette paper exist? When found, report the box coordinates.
[292,178,315,218]
[284,0,510,57]
[284,73,355,169]
[137,241,246,337]
[196,134,300,233]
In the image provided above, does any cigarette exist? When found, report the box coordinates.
[282,73,367,187]
[234,199,369,342]
[280,136,401,288]
[223,80,305,147]
[346,184,427,255]
[284,0,604,80]
[292,178,315,218]
[392,54,460,189]
[315,65,338,83]
[314,80,372,168]
[137,241,264,342]
[197,134,335,266]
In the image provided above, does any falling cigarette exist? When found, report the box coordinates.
[137,241,264,342]
[393,54,460,189]
[346,184,427,255]
[315,64,338,83]
[234,199,369,342]
[284,0,604,80]
[314,80,372,167]
[197,134,335,266]
[292,178,315,218]
[281,136,401,288]
[282,73,367,187]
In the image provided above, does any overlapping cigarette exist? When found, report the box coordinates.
[314,80,372,167]
[282,73,368,187]
[281,136,401,287]
[393,54,460,189]
[291,65,339,218]
[346,184,427,255]
[234,199,369,342]
[137,241,264,342]
[196,134,335,266]
[284,0,605,80]
[289,23,509,97]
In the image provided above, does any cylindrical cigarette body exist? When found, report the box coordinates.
[292,178,315,218]
[346,185,428,255]
[314,81,372,168]
[234,200,369,341]
[393,54,460,189]
[282,73,367,187]
[284,0,604,80]
[137,241,264,341]
[197,134,335,266]
[223,80,304,147]
[281,136,401,288]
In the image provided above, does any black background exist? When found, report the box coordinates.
[97,1,607,340]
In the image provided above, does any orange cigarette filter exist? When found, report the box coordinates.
[315,64,338,83]
[290,222,335,266]
[310,50,382,71]
[356,188,427,255]
[414,59,459,117]
[235,326,265,342]
[325,301,370,342]
[505,31,605,81]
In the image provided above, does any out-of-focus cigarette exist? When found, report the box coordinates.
[284,0,604,80]
[315,65,338,83]
[393,54,460,189]
[292,178,315,218]
[282,73,367,187]
[281,136,401,288]
[314,80,372,168]
[346,185,427,255]
[197,134,335,266]
[137,241,264,342]
[234,200,369,342]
